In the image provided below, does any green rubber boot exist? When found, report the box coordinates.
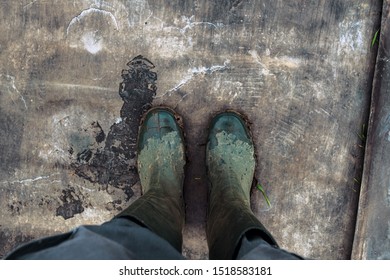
[116,107,186,252]
[206,111,278,259]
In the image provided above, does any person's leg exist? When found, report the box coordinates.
[5,107,186,260]
[205,111,300,260]
[6,218,184,260]
[115,107,186,253]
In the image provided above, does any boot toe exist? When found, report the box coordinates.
[208,112,252,150]
[138,108,184,151]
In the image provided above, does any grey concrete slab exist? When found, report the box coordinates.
[352,0,390,260]
[0,0,382,259]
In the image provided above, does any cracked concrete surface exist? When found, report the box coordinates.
[0,0,384,259]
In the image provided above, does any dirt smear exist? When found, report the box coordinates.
[71,55,157,204]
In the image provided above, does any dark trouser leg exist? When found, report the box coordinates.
[5,218,184,260]
[236,230,304,260]
[116,188,184,252]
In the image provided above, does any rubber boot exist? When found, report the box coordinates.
[116,107,186,252]
[206,111,278,259]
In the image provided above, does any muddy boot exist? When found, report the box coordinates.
[116,107,186,252]
[206,111,278,259]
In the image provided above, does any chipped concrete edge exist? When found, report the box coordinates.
[351,0,388,260]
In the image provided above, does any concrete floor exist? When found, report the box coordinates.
[0,0,386,259]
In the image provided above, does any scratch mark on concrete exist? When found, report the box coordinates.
[143,10,153,25]
[378,114,390,140]
[123,0,152,27]
[66,8,119,35]
[23,0,38,10]
[249,50,301,75]
[180,15,222,35]
[387,181,390,207]
[164,60,230,96]
[338,21,364,54]
[46,82,117,93]
[0,74,27,109]
[151,15,165,27]
[249,50,273,76]
[320,108,331,117]
[92,0,115,10]
[1,174,61,186]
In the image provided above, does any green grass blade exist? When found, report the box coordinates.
[256,183,271,207]
[372,29,380,47]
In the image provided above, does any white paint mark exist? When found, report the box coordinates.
[82,31,103,54]
[115,117,123,124]
[66,7,119,35]
[165,60,230,94]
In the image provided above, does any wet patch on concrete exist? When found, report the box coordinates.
[72,55,157,201]
[93,122,106,143]
[56,186,86,220]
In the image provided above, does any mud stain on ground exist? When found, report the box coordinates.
[56,186,85,220]
[70,55,157,210]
